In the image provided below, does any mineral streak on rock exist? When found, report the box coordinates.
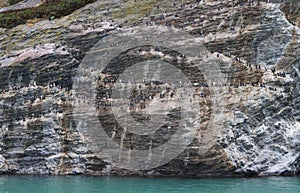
[0,0,299,176]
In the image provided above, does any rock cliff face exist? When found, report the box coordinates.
[0,0,299,177]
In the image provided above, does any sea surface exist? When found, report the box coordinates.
[0,175,299,193]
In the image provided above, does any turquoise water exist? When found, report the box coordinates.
[0,176,299,193]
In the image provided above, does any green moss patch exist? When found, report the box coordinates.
[0,0,97,29]
[112,0,156,21]
[8,0,23,5]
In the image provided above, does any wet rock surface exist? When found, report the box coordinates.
[0,0,299,176]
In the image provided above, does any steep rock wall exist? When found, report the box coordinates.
[0,0,299,176]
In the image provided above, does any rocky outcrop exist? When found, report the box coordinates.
[280,1,300,28]
[0,0,299,177]
[0,0,43,13]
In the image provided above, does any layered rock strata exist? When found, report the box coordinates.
[0,0,299,176]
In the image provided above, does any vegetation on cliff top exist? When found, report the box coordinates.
[8,0,23,5]
[0,0,97,29]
